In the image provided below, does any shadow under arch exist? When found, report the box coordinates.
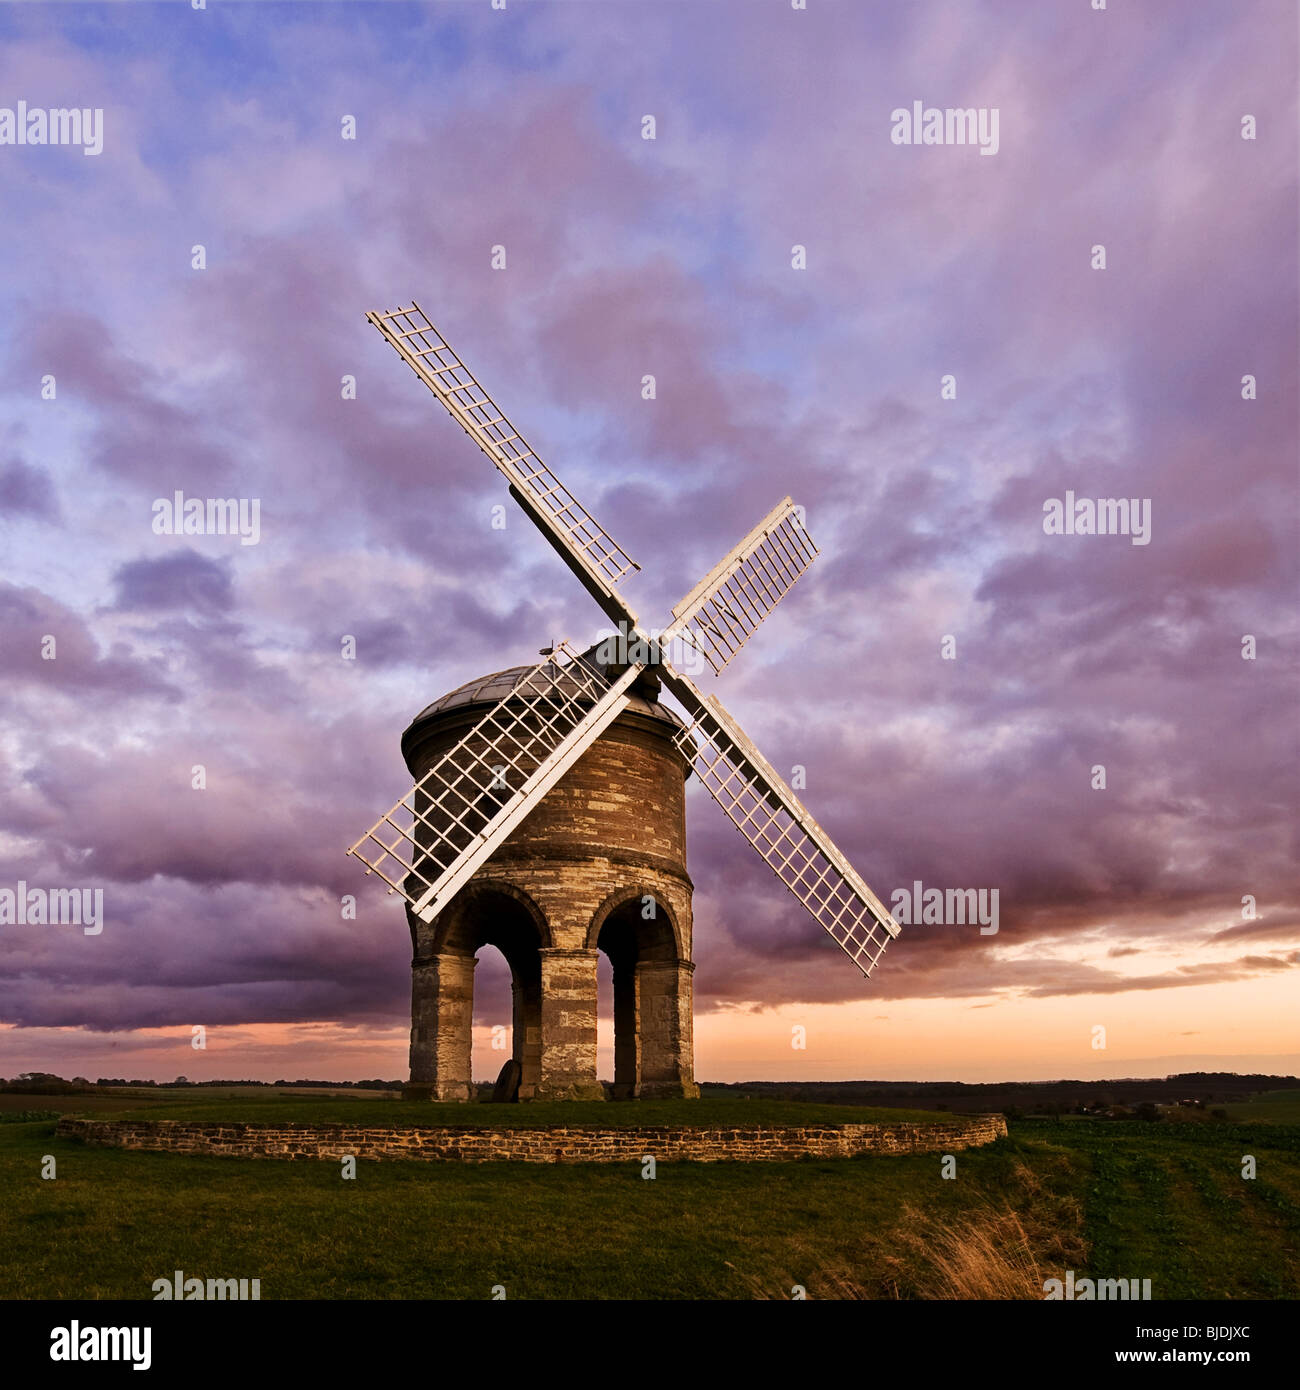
[433,881,550,1100]
[589,888,685,1100]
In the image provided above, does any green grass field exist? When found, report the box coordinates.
[92,1094,945,1128]
[0,1089,946,1127]
[3,1090,1297,1300]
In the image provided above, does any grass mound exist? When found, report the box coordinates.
[89,1094,947,1129]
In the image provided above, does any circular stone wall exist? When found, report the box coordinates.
[56,1115,1008,1163]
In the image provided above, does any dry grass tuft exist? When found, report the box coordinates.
[730,1159,1086,1300]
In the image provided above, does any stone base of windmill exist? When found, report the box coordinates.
[403,945,700,1106]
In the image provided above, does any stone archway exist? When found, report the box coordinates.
[405,883,549,1101]
[590,889,699,1100]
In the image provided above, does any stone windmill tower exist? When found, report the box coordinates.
[398,659,695,1102]
[348,303,904,1102]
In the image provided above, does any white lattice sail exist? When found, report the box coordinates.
[348,644,638,922]
[663,497,819,676]
[666,674,899,977]
[367,302,639,626]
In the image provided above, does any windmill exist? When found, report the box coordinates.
[347,302,901,986]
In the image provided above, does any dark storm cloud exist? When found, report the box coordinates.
[0,582,177,699]
[0,457,60,521]
[110,550,234,615]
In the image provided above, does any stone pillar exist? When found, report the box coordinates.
[535,947,604,1101]
[404,953,476,1101]
[636,960,700,1099]
[511,975,543,1100]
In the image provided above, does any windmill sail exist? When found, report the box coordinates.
[367,302,639,629]
[348,644,639,922]
[663,670,899,977]
[357,298,901,986]
[662,497,819,675]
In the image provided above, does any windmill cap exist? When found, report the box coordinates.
[401,656,684,767]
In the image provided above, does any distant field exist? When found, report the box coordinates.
[3,1095,1298,1299]
[0,1087,398,1116]
[1226,1089,1300,1125]
[0,1093,155,1115]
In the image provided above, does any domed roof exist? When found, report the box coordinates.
[403,658,685,741]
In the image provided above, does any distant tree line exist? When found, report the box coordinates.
[703,1073,1298,1114]
[0,1073,402,1093]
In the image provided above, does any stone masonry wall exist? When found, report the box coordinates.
[56,1115,1007,1163]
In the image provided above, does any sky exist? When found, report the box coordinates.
[0,0,1296,1086]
